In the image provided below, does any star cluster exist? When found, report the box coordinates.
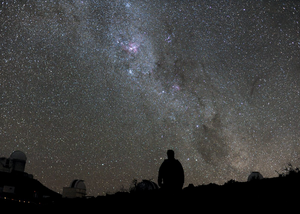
[1,0,300,195]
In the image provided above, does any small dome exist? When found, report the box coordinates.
[136,180,159,191]
[10,151,27,161]
[70,179,86,190]
[247,171,263,182]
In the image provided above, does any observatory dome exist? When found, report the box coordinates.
[9,150,27,172]
[70,179,86,190]
[136,180,159,191]
[10,150,27,161]
[63,179,87,198]
[247,172,263,182]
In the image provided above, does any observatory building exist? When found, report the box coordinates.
[0,150,61,203]
[0,150,28,174]
[247,172,263,182]
[135,180,159,192]
[62,179,87,198]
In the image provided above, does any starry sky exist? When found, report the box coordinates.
[1,0,300,196]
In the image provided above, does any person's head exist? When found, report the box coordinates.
[167,150,175,159]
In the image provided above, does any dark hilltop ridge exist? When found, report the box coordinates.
[1,151,300,211]
[4,173,299,211]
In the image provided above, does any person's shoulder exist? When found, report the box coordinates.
[175,159,182,165]
[161,159,168,164]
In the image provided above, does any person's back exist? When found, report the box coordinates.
[158,150,184,191]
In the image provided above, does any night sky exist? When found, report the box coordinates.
[1,0,300,196]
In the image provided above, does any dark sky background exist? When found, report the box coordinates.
[1,0,300,196]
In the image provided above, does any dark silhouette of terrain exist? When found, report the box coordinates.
[2,171,300,211]
[0,171,61,207]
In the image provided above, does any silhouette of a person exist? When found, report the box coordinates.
[158,150,184,191]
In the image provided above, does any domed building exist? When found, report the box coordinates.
[9,150,27,172]
[62,179,87,198]
[0,150,27,173]
[0,151,61,203]
[247,172,263,182]
[135,180,159,192]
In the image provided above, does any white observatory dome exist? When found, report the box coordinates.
[10,150,27,161]
[9,150,27,172]
[70,179,86,190]
[63,179,87,198]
